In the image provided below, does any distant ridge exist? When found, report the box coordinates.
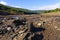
[0,4,60,15]
[0,4,36,15]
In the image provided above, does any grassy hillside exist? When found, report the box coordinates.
[0,4,38,15]
[0,4,60,15]
[43,8,60,13]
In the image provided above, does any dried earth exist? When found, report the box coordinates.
[0,14,60,40]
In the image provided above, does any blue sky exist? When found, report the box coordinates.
[0,0,60,10]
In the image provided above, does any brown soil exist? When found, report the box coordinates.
[0,14,60,40]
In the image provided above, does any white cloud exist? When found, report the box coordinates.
[0,1,60,10]
[0,1,21,8]
[39,3,60,10]
[0,1,7,5]
[31,3,60,10]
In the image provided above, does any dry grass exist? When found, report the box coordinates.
[41,12,60,16]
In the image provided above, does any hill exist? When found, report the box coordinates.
[0,4,39,15]
[0,4,60,15]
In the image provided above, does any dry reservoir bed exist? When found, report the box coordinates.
[0,15,60,40]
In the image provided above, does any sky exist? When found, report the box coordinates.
[0,0,60,10]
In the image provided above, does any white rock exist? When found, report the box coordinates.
[54,26,58,29]
[7,27,11,31]
[57,29,60,31]
[19,31,24,34]
[37,23,42,26]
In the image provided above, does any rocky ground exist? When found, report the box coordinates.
[0,14,60,40]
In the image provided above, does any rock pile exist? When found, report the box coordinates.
[0,15,60,40]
